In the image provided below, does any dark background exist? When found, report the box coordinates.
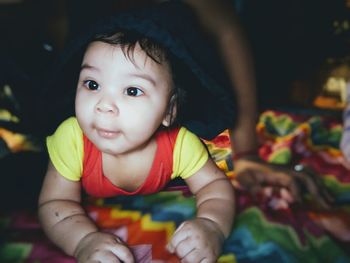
[0,0,349,112]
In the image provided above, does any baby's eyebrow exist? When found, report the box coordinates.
[80,63,99,72]
[127,73,156,86]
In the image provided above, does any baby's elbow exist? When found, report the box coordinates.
[198,177,235,203]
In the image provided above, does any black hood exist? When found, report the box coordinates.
[42,0,236,140]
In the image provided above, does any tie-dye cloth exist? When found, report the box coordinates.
[1,109,350,263]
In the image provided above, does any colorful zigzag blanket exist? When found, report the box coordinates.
[1,110,350,262]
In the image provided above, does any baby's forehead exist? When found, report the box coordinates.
[82,40,173,84]
[87,40,169,66]
[121,43,172,76]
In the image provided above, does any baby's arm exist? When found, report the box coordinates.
[167,158,235,262]
[38,161,134,263]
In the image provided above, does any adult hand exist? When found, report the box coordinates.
[233,156,335,210]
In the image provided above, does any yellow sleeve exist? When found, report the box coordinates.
[171,127,209,179]
[46,117,83,181]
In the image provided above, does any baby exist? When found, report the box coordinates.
[38,4,235,262]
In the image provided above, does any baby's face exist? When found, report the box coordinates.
[75,41,173,156]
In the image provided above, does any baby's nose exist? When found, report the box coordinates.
[96,99,118,114]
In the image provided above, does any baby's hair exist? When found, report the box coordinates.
[92,30,186,128]
[94,31,166,64]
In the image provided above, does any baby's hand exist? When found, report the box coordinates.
[167,218,224,263]
[74,231,135,263]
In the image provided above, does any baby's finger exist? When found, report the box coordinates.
[167,222,189,253]
[109,244,135,263]
[180,249,208,263]
[85,251,123,263]
[173,238,195,259]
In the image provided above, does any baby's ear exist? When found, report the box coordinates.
[162,95,177,127]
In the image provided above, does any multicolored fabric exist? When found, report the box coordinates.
[228,110,350,263]
[2,110,350,263]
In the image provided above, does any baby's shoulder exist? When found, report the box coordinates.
[48,116,82,143]
[56,117,81,133]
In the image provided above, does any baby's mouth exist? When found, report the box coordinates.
[96,128,121,139]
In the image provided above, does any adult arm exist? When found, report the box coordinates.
[182,0,331,208]
[184,0,258,155]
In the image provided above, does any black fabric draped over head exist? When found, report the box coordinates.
[43,0,236,140]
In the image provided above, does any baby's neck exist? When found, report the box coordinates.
[101,137,158,191]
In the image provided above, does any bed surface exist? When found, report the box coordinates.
[1,85,350,262]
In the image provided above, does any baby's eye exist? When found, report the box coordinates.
[125,87,144,97]
[83,80,100,91]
